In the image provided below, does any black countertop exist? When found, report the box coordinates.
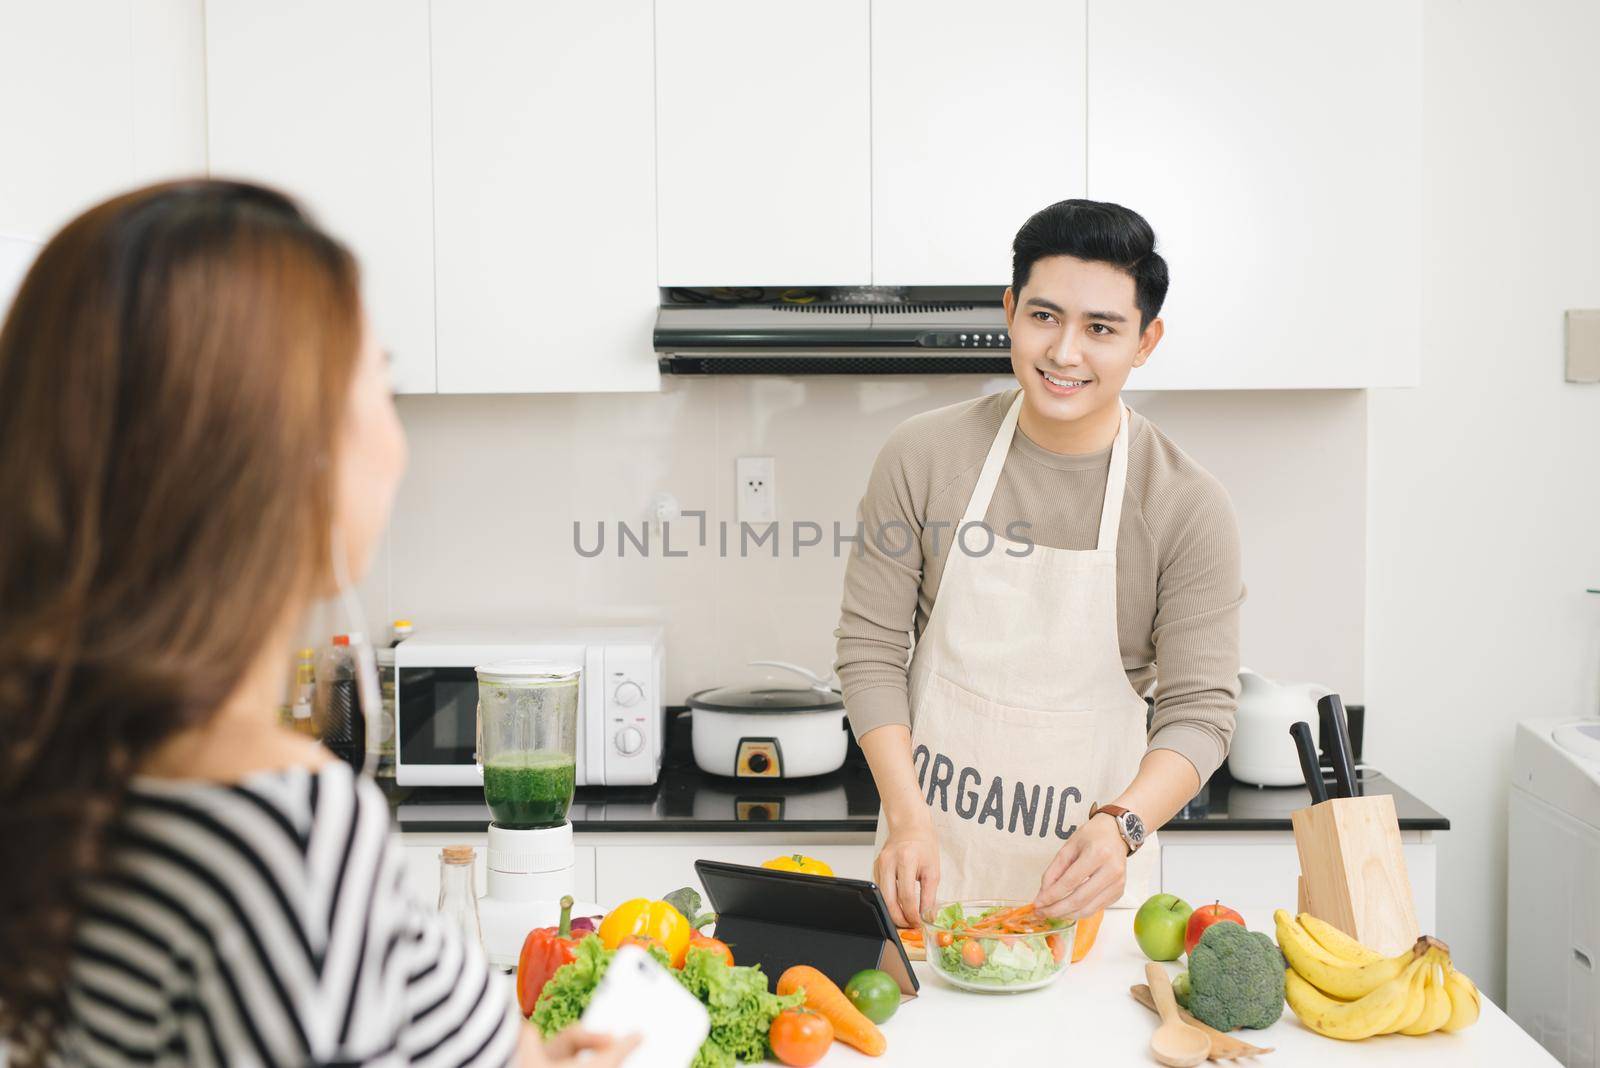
[383,708,1449,834]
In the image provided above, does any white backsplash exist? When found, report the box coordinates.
[359,379,1366,705]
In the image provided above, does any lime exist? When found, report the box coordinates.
[844,968,900,1024]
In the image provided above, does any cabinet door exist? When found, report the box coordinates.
[431,0,658,393]
[398,834,598,911]
[1160,838,1436,935]
[592,843,874,910]
[1087,0,1422,389]
[655,0,871,286]
[1,0,206,241]
[871,0,1087,287]
[206,0,437,394]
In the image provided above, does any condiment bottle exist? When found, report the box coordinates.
[437,845,483,951]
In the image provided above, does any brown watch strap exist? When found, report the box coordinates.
[1089,803,1139,854]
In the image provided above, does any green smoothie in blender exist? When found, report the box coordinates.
[482,750,576,829]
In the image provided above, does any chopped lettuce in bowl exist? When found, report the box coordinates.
[922,900,1075,993]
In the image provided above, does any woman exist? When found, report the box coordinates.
[836,199,1244,929]
[0,181,636,1067]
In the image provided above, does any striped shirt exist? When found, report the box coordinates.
[54,762,518,1067]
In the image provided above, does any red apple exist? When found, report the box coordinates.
[1184,901,1246,956]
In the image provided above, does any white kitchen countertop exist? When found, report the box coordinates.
[823,908,1554,1067]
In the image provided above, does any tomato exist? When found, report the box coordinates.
[935,930,953,948]
[769,1008,834,1067]
[1047,932,1067,964]
[960,938,986,968]
[843,968,900,1025]
[620,935,663,956]
[686,934,733,967]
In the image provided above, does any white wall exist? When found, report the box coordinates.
[360,382,1367,709]
[1366,0,1600,1002]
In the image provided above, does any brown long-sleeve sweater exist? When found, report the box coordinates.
[833,388,1244,784]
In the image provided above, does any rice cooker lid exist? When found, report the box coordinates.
[688,684,845,715]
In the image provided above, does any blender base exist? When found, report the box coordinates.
[479,821,597,970]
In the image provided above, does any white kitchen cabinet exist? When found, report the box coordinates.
[394,831,867,914]
[588,834,875,910]
[655,0,872,286]
[1086,0,1422,389]
[870,0,1088,287]
[1159,830,1437,935]
[0,0,206,242]
[430,0,658,394]
[205,0,437,394]
[399,832,599,911]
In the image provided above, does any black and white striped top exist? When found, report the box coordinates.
[55,762,518,1067]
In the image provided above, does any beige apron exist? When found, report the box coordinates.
[874,391,1158,909]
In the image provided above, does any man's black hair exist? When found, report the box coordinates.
[1011,199,1169,328]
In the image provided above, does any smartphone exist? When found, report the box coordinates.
[578,945,709,1068]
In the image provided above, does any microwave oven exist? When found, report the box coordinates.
[393,626,665,787]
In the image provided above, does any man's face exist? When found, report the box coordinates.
[1004,255,1161,425]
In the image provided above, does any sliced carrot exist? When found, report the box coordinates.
[1069,909,1104,963]
[969,904,1036,931]
[896,928,923,943]
[777,965,887,1057]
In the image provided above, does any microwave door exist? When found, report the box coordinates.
[395,665,482,786]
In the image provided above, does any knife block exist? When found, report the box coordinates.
[1290,793,1420,956]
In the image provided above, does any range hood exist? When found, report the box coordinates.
[654,286,1012,374]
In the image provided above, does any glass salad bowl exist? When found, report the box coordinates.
[921,899,1076,993]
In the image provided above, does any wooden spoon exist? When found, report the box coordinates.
[1146,962,1211,1067]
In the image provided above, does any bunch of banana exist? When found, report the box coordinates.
[1274,909,1481,1041]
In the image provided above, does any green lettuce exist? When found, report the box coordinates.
[677,947,803,1068]
[530,937,800,1068]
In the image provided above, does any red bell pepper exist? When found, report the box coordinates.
[516,894,581,1016]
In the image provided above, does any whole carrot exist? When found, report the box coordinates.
[776,965,887,1057]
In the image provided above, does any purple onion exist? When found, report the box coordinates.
[569,916,600,934]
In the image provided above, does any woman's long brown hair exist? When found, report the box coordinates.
[0,180,363,1063]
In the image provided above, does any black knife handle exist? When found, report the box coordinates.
[1319,694,1360,798]
[1290,721,1330,805]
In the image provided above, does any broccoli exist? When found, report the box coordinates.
[1172,921,1285,1031]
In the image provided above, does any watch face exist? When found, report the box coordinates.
[1124,814,1146,846]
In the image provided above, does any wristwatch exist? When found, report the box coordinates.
[1089,803,1147,855]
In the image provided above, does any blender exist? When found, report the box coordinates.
[474,660,589,968]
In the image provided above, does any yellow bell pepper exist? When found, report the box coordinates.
[761,854,834,877]
[598,898,693,967]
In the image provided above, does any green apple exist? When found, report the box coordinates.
[1134,893,1194,961]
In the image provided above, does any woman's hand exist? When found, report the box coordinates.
[1032,813,1127,920]
[518,1024,640,1067]
[875,827,940,929]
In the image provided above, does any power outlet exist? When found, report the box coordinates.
[736,456,776,524]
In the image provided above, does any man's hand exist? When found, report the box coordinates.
[875,827,941,929]
[1032,813,1127,920]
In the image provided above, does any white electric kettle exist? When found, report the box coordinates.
[1228,668,1332,786]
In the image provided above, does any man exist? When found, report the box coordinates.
[835,199,1244,928]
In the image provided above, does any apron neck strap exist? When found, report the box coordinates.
[1096,404,1131,551]
[959,393,1025,530]
[961,393,1132,552]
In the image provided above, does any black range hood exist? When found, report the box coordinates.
[654,286,1014,375]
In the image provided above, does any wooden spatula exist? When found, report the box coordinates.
[1130,984,1275,1060]
[1146,962,1210,1067]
